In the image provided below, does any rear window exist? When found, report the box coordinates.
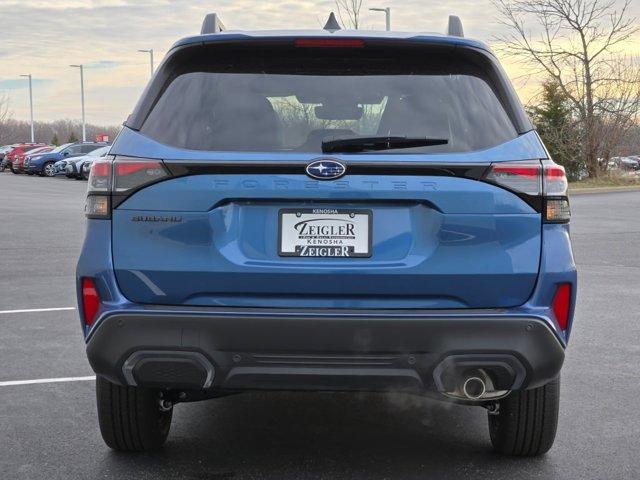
[139,45,518,154]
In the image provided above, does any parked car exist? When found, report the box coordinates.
[77,14,576,456]
[24,144,71,176]
[21,146,55,175]
[0,144,19,171]
[65,145,111,179]
[4,143,47,173]
[608,156,640,171]
[621,157,640,170]
[52,157,73,176]
[25,142,107,177]
[81,160,92,180]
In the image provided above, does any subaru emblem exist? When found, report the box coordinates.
[305,159,346,180]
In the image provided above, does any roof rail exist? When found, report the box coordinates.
[201,13,226,34]
[446,15,464,37]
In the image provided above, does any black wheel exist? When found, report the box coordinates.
[10,164,18,174]
[96,376,172,452]
[488,377,559,456]
[42,162,56,177]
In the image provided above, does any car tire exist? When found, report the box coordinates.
[10,164,18,174]
[96,375,172,452]
[82,167,91,180]
[488,377,560,456]
[42,162,56,177]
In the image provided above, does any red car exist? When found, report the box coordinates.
[5,143,48,173]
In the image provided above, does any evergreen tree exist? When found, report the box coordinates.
[68,132,79,143]
[51,133,60,146]
[528,81,583,180]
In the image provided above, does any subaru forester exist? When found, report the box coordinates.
[77,14,576,456]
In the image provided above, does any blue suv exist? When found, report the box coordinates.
[77,14,576,455]
[25,142,106,176]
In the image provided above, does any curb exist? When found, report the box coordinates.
[569,186,640,195]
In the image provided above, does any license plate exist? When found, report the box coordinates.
[279,208,372,258]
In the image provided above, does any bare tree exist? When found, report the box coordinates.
[494,0,640,177]
[592,55,640,164]
[0,93,12,145]
[0,118,120,146]
[335,0,364,29]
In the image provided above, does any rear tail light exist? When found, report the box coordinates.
[113,159,168,193]
[85,195,110,218]
[545,198,571,222]
[552,283,572,331]
[81,277,100,327]
[543,164,571,222]
[484,161,570,223]
[85,156,170,219]
[543,164,568,196]
[85,159,112,219]
[485,161,542,196]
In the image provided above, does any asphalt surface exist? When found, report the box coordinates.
[1,172,639,479]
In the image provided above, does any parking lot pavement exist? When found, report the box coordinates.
[1,172,639,479]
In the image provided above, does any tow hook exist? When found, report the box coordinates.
[484,402,500,416]
[157,393,174,412]
[158,399,174,412]
[158,390,188,411]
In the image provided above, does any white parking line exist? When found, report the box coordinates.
[0,307,76,315]
[0,376,95,387]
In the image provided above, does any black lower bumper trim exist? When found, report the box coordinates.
[86,310,565,394]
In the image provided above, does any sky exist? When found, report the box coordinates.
[0,0,638,126]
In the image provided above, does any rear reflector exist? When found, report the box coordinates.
[295,39,365,48]
[552,283,571,331]
[81,278,100,327]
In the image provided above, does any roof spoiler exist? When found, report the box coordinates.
[446,15,464,37]
[201,13,226,34]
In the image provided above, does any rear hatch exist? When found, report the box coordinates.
[109,38,545,309]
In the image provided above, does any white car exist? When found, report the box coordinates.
[65,145,111,179]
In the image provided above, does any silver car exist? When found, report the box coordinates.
[65,145,111,179]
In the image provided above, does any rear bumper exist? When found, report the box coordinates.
[86,308,564,397]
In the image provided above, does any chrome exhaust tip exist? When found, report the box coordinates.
[462,376,487,400]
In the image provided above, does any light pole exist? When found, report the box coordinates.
[138,49,154,77]
[370,7,391,31]
[20,74,35,142]
[70,64,86,142]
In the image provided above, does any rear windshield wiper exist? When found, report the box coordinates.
[321,136,449,153]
